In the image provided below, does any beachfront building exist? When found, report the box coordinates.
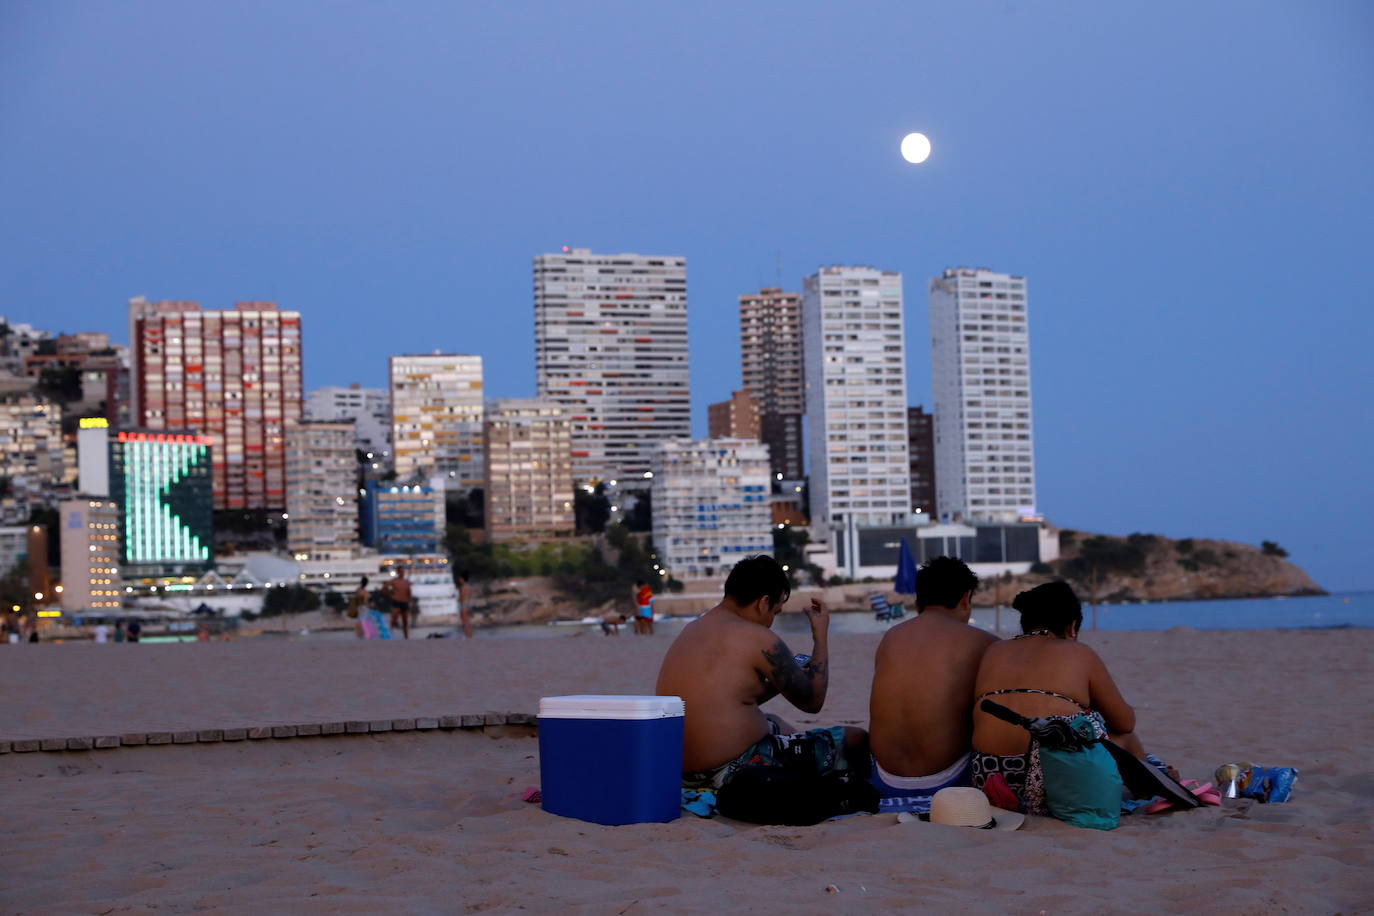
[707,390,762,441]
[304,384,392,464]
[802,266,913,553]
[483,399,575,543]
[907,405,937,517]
[651,438,772,580]
[286,420,359,561]
[127,297,304,511]
[533,249,690,483]
[809,518,1059,582]
[739,287,805,480]
[360,478,445,555]
[58,497,122,612]
[389,354,484,490]
[0,526,28,578]
[109,429,215,578]
[0,398,68,524]
[928,267,1037,522]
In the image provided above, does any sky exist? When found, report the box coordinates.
[2,1,1371,591]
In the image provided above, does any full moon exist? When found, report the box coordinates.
[900,132,932,164]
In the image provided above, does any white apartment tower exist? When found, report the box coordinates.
[286,420,359,560]
[390,354,484,489]
[533,249,690,483]
[928,267,1036,522]
[651,438,772,580]
[305,384,392,462]
[802,266,913,540]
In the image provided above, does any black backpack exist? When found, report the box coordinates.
[716,734,879,826]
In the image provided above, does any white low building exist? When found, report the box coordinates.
[652,438,772,580]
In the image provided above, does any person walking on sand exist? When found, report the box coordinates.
[458,570,474,639]
[656,555,867,800]
[867,556,999,814]
[384,567,413,639]
[347,576,369,638]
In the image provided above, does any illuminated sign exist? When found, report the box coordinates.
[79,417,110,429]
[111,432,214,573]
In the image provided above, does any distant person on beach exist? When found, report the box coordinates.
[656,555,867,795]
[867,556,998,814]
[384,568,412,639]
[114,620,126,643]
[634,580,654,635]
[126,619,142,643]
[94,623,110,644]
[458,570,474,639]
[348,576,369,639]
[971,580,1173,815]
[600,612,627,635]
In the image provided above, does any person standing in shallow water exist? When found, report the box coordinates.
[458,570,474,639]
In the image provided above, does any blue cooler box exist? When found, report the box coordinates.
[538,695,684,826]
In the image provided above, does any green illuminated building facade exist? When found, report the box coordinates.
[110,430,214,576]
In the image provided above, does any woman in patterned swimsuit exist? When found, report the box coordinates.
[970,581,1159,815]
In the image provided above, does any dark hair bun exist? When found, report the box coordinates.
[1012,581,1083,635]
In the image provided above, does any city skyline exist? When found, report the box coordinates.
[2,3,1370,590]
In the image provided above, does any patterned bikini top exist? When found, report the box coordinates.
[976,687,1089,711]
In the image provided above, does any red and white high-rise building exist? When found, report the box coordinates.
[533,249,690,483]
[128,297,304,511]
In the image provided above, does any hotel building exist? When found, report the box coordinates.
[109,430,215,577]
[533,249,690,483]
[361,478,446,555]
[707,389,762,441]
[651,438,772,580]
[305,384,392,462]
[802,266,912,543]
[907,405,937,517]
[389,354,484,489]
[127,297,304,511]
[928,268,1036,522]
[58,497,122,612]
[483,399,575,542]
[739,288,805,480]
[286,420,359,560]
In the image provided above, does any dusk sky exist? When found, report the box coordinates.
[2,2,1370,591]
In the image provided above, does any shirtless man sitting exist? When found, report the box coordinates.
[867,556,998,813]
[655,555,866,793]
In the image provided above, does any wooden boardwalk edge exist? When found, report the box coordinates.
[0,712,538,755]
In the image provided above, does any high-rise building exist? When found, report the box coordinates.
[928,268,1036,522]
[0,398,67,524]
[907,406,937,517]
[127,297,304,511]
[58,497,122,612]
[483,399,574,542]
[361,478,445,555]
[286,420,359,560]
[110,430,214,577]
[802,266,912,543]
[739,287,805,480]
[651,438,772,580]
[389,354,484,489]
[533,249,690,482]
[707,390,762,441]
[305,384,392,462]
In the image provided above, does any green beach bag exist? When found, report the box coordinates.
[1038,715,1123,831]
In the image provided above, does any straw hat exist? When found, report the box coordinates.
[924,787,1025,831]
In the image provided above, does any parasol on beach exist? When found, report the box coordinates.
[894,537,917,595]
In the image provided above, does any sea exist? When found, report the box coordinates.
[364,590,1374,641]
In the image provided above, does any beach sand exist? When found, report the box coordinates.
[3,628,1372,913]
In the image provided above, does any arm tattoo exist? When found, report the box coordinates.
[761,639,821,708]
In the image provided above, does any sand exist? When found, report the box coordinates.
[3,627,1372,913]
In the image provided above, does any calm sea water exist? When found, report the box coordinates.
[365,590,1373,641]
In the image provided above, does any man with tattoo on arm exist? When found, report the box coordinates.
[655,555,867,796]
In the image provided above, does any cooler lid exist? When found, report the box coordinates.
[539,695,684,720]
